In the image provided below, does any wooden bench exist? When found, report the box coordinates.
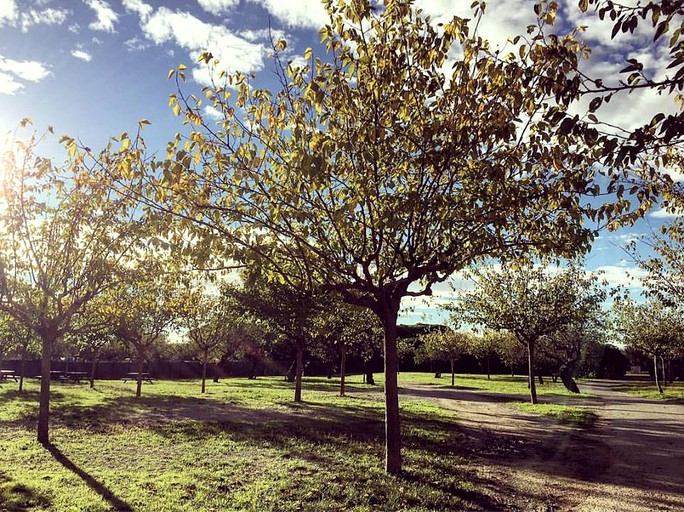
[122,373,154,384]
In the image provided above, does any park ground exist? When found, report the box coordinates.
[0,373,682,511]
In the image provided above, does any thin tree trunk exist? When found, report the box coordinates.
[339,341,346,397]
[486,354,491,380]
[201,348,208,394]
[381,299,401,475]
[294,344,303,402]
[37,335,53,444]
[19,346,26,393]
[136,351,144,398]
[450,358,455,387]
[527,340,538,404]
[660,356,666,389]
[653,355,663,393]
[89,351,98,389]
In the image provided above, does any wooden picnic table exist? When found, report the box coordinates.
[122,373,154,384]
[35,371,89,383]
[0,369,17,382]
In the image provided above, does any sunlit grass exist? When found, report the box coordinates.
[612,380,684,402]
[511,403,598,426]
[394,372,594,398]
[0,376,503,511]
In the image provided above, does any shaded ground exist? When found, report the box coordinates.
[399,379,684,511]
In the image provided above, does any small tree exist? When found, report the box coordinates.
[416,329,471,387]
[467,332,501,380]
[458,262,608,403]
[614,299,684,393]
[0,124,143,443]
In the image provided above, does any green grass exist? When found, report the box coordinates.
[396,372,594,398]
[612,380,684,402]
[510,403,598,426]
[0,376,510,512]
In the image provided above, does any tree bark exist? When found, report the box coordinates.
[294,344,304,402]
[201,348,208,394]
[559,365,580,393]
[89,351,98,389]
[339,341,346,397]
[19,347,26,393]
[380,298,401,475]
[527,340,538,404]
[136,351,145,398]
[660,356,666,389]
[37,335,53,444]
[450,358,455,387]
[654,355,663,393]
[486,354,491,380]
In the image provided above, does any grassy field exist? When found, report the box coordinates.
[0,373,588,511]
[612,379,684,402]
[396,371,594,398]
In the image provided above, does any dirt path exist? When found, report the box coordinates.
[399,380,684,511]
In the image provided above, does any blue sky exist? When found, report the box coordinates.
[0,0,681,323]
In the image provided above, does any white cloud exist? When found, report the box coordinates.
[124,36,149,52]
[593,264,646,289]
[249,0,329,29]
[133,7,265,83]
[19,7,69,32]
[649,207,684,219]
[122,0,152,21]
[203,105,223,121]
[68,22,80,33]
[0,56,50,82]
[84,0,118,32]
[0,0,18,27]
[0,71,23,95]
[198,0,239,16]
[71,50,92,62]
[0,55,50,95]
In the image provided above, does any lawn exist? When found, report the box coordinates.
[0,373,592,511]
[395,371,594,399]
[611,379,684,402]
[0,375,505,512]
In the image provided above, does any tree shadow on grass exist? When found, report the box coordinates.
[44,443,134,512]
[0,471,51,512]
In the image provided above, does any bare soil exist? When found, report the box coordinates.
[399,379,684,511]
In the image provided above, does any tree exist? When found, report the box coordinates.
[467,332,503,380]
[458,263,608,403]
[140,0,659,474]
[107,259,181,398]
[0,313,38,392]
[415,329,471,387]
[614,298,684,393]
[0,124,143,443]
[178,289,236,393]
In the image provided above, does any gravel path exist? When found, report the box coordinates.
[399,379,684,511]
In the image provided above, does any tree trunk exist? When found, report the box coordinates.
[654,355,663,393]
[559,365,580,393]
[527,340,538,404]
[660,356,666,389]
[450,358,455,387]
[339,341,346,397]
[201,348,208,394]
[37,335,53,445]
[136,352,145,398]
[538,373,544,385]
[294,344,304,402]
[486,354,491,380]
[89,351,98,389]
[19,347,26,393]
[380,299,401,475]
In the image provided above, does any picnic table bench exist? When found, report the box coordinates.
[122,373,154,384]
[35,371,88,383]
[0,369,18,382]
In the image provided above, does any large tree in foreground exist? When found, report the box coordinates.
[148,1,651,473]
[0,124,142,443]
[458,263,607,403]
